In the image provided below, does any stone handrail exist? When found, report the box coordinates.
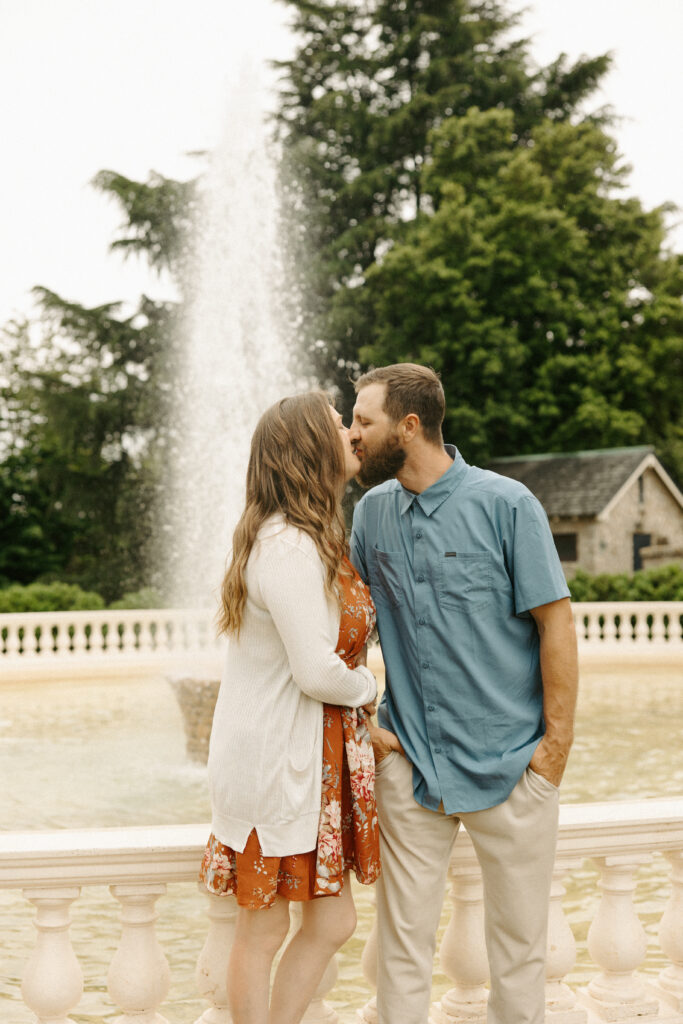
[2,798,682,1023]
[572,601,683,644]
[1,602,681,665]
[0,608,222,659]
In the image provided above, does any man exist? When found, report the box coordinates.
[349,363,578,1024]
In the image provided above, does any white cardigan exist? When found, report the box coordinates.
[207,517,377,856]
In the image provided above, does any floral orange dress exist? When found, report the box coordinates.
[199,558,380,908]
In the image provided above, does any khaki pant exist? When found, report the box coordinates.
[374,751,559,1024]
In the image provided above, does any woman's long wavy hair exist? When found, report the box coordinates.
[217,391,351,636]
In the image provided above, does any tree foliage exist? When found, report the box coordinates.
[277,0,682,481]
[277,0,611,398]
[0,171,192,599]
[359,109,683,467]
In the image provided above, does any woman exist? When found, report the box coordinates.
[199,391,380,1024]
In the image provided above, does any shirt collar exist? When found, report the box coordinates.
[398,445,469,516]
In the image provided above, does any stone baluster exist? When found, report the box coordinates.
[633,611,650,644]
[650,610,667,643]
[602,610,618,643]
[159,618,173,652]
[578,855,659,1020]
[289,903,340,1024]
[585,612,601,643]
[6,621,23,656]
[115,620,128,652]
[40,619,55,655]
[545,858,587,1023]
[649,850,683,1012]
[195,886,237,1024]
[432,861,489,1023]
[357,896,378,1023]
[135,618,153,653]
[21,886,83,1024]
[48,622,62,655]
[70,620,89,654]
[108,883,171,1024]
[21,622,37,656]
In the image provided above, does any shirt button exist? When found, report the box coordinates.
[415,530,423,539]
[434,746,442,754]
[418,617,427,625]
[422,661,429,669]
[417,574,425,582]
[427,704,435,711]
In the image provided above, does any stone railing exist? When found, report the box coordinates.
[1,601,681,663]
[0,608,225,681]
[2,798,682,1024]
[0,608,222,659]
[573,602,683,645]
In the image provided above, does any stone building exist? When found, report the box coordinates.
[488,446,683,577]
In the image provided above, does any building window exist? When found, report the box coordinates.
[553,533,577,562]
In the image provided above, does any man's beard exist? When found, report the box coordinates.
[357,433,407,488]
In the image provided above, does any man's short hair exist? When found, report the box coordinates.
[354,363,445,445]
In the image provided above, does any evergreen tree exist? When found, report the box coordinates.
[358,108,683,472]
[0,170,194,599]
[276,0,610,402]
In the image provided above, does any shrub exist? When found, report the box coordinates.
[109,588,166,610]
[568,564,683,602]
[0,582,106,613]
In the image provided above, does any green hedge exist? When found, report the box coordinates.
[0,583,165,613]
[0,582,106,613]
[3,570,681,612]
[568,564,683,602]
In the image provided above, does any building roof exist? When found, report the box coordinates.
[487,446,660,518]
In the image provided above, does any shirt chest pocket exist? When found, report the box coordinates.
[370,547,406,608]
[439,552,492,613]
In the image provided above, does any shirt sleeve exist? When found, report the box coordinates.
[350,497,369,583]
[257,535,377,706]
[508,494,571,615]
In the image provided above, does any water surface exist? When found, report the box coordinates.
[1,658,681,1021]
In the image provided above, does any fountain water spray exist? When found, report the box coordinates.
[166,62,304,611]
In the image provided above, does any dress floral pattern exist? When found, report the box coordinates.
[199,557,379,908]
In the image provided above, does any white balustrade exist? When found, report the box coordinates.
[108,883,171,1024]
[431,860,489,1023]
[1,603,680,679]
[650,850,683,1013]
[1,804,683,1023]
[21,886,83,1024]
[195,884,237,1024]
[572,603,682,647]
[579,854,660,1020]
[545,858,587,1023]
[0,608,226,681]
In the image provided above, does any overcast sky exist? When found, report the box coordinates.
[1,0,681,328]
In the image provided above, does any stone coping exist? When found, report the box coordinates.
[2,797,681,889]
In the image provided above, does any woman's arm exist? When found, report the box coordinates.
[257,535,377,707]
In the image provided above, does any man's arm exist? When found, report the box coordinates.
[529,596,578,787]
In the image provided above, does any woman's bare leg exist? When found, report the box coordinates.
[228,898,291,1024]
[268,873,357,1024]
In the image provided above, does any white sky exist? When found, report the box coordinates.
[0,0,681,328]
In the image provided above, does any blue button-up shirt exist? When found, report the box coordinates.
[351,446,570,813]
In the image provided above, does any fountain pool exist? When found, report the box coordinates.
[1,658,681,1021]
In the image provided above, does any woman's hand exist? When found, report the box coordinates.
[354,645,368,667]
